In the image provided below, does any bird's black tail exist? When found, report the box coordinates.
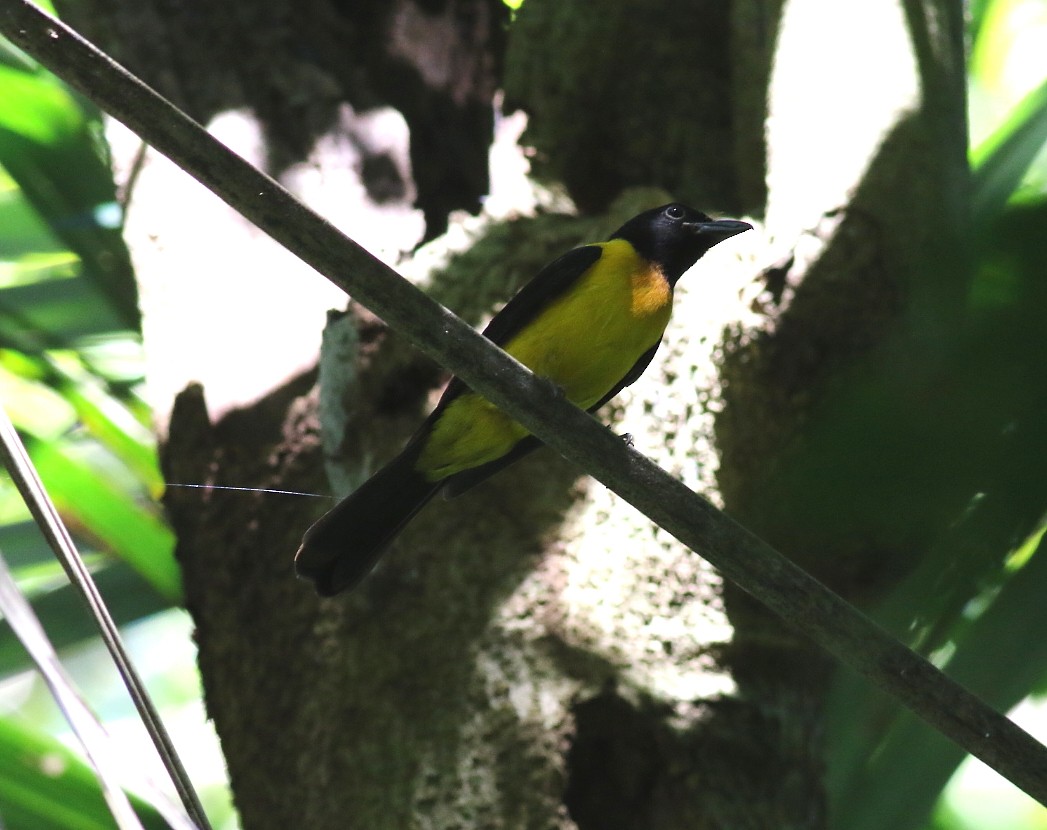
[294,444,440,596]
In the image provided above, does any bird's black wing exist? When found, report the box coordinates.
[434,244,604,412]
[436,245,603,496]
[441,435,543,498]
[481,244,604,347]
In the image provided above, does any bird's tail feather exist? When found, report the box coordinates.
[294,444,440,595]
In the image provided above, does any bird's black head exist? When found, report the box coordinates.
[609,203,752,285]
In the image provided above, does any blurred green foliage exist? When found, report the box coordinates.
[0,19,186,829]
[826,2,1047,828]
[0,716,169,830]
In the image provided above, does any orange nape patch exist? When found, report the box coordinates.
[629,260,672,317]
[416,238,675,482]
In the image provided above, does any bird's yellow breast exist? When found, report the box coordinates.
[418,239,673,480]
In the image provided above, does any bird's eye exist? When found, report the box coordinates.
[664,205,685,220]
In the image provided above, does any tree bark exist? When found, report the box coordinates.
[85,0,971,826]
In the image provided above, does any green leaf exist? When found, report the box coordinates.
[0,715,168,830]
[60,380,163,495]
[27,437,180,602]
[971,77,1047,223]
[0,61,140,331]
[0,553,171,678]
[0,172,67,260]
[828,533,1047,830]
[0,358,76,440]
[0,64,81,145]
[0,348,162,494]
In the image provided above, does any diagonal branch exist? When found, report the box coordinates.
[3,0,1046,805]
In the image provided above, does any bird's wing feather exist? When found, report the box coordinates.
[481,244,604,346]
[441,436,543,498]
[435,244,605,410]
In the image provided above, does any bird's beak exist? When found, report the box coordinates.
[688,218,752,243]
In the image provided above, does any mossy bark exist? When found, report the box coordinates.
[87,0,972,827]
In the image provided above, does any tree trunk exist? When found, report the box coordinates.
[72,0,970,826]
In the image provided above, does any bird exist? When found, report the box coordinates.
[295,203,752,595]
